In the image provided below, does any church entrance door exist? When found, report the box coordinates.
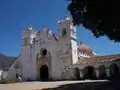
[40,65,49,81]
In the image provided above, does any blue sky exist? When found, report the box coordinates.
[0,0,120,56]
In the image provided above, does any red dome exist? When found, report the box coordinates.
[78,44,92,51]
[78,42,93,56]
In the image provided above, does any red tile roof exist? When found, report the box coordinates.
[77,53,120,64]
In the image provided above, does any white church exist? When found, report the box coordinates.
[7,17,120,81]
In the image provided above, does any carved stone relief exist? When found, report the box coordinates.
[36,50,52,80]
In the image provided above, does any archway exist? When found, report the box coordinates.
[98,65,106,79]
[74,67,80,80]
[83,66,96,79]
[110,64,120,78]
[40,65,49,81]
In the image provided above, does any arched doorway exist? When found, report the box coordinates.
[83,66,96,79]
[110,64,119,78]
[40,65,49,81]
[74,67,80,80]
[98,65,106,79]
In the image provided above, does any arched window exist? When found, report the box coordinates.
[62,28,67,36]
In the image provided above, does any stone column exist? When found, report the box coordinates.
[95,68,99,79]
[80,69,83,79]
[106,68,110,78]
[70,68,75,80]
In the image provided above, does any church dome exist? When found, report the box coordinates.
[78,41,92,51]
[78,41,93,57]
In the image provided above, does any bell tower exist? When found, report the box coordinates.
[57,16,78,65]
[22,25,36,46]
[21,25,36,80]
[57,17,77,40]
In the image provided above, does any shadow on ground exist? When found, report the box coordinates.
[40,79,120,90]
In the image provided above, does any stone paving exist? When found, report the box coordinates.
[0,80,109,90]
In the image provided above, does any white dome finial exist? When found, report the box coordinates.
[64,16,70,20]
[27,24,33,30]
[58,20,61,24]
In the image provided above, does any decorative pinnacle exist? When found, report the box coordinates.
[27,24,33,30]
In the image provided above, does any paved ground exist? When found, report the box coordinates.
[0,80,108,90]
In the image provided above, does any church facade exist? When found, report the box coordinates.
[7,17,120,81]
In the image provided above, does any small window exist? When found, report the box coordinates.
[62,28,67,36]
[41,49,47,56]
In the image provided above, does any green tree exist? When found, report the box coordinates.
[68,0,120,42]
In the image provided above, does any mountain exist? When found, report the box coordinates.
[0,53,16,70]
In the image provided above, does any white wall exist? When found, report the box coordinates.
[8,17,80,80]
[0,70,3,80]
[8,57,21,80]
[71,39,78,64]
[21,45,36,80]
